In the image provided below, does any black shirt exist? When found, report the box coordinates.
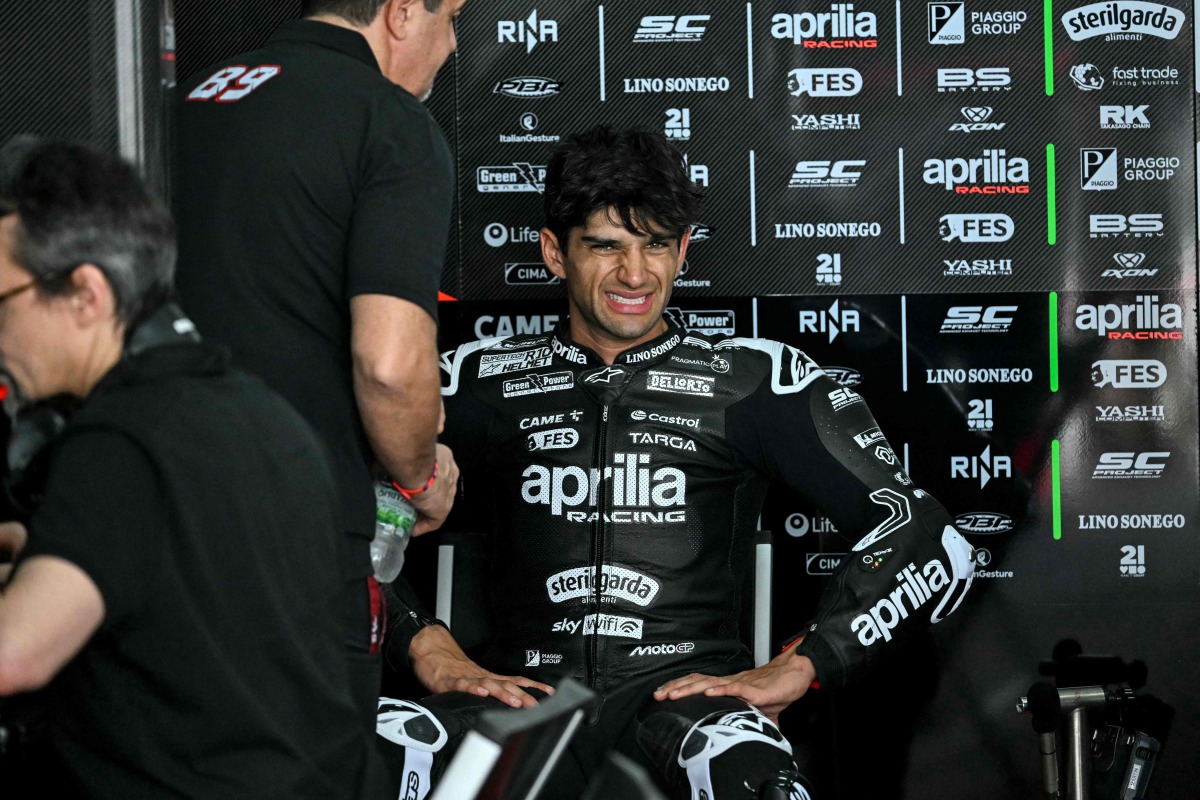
[19,343,376,799]
[174,19,454,547]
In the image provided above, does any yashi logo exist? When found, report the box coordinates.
[497,9,558,54]
[923,149,1029,193]
[789,160,864,189]
[629,642,694,656]
[1101,104,1150,129]
[633,15,709,43]
[476,163,546,193]
[1089,213,1163,238]
[521,453,686,522]
[527,427,578,452]
[954,512,1016,535]
[1075,296,1182,339]
[951,445,1012,488]
[940,305,1017,333]
[545,565,660,606]
[799,299,861,343]
[1095,405,1166,423]
[787,68,862,97]
[1093,452,1169,479]
[493,76,561,98]
[1091,359,1166,388]
[951,107,1006,133]
[792,113,861,131]
[771,5,878,47]
[1062,2,1183,41]
[943,258,1013,276]
[939,214,1013,242]
[937,67,1011,92]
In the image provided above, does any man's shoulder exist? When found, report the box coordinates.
[440,335,555,393]
[672,333,826,395]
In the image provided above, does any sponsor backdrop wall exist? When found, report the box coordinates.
[175,2,1199,797]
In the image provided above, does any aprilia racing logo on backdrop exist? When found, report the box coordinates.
[939,214,1014,243]
[937,67,1011,92]
[493,76,560,98]
[476,163,545,193]
[789,161,865,189]
[1088,213,1163,238]
[497,9,558,54]
[928,3,1027,43]
[1091,359,1167,388]
[1093,452,1169,479]
[792,113,862,131]
[1061,2,1183,41]
[950,107,1005,133]
[1103,252,1157,280]
[787,68,862,97]
[523,453,686,523]
[633,15,709,43]
[923,150,1029,194]
[1075,296,1182,340]
[772,5,877,48]
[1101,104,1150,129]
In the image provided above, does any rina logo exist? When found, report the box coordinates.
[521,453,687,523]
[1061,2,1183,41]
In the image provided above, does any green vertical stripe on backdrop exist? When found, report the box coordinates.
[1052,439,1062,540]
[1048,291,1059,392]
[1046,144,1057,245]
[1044,0,1055,95]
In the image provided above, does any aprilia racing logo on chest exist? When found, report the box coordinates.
[923,149,1029,194]
[928,3,1027,44]
[1061,2,1183,41]
[522,454,687,523]
[1075,296,1182,340]
[771,4,878,48]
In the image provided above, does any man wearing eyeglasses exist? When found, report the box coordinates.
[0,140,383,798]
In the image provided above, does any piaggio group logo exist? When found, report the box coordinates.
[1080,148,1179,190]
[928,3,1027,44]
[771,4,878,48]
[1061,2,1184,42]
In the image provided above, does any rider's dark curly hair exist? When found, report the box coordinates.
[542,125,705,251]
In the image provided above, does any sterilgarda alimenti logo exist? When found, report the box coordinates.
[1061,2,1184,42]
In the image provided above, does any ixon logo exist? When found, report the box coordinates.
[939,214,1014,243]
[923,149,1029,194]
[633,15,709,43]
[951,445,1012,488]
[1091,359,1166,388]
[1103,252,1156,279]
[1093,452,1169,479]
[799,299,860,343]
[1075,296,1182,340]
[771,4,878,47]
[940,305,1017,333]
[498,9,558,53]
[951,107,1005,133]
[1062,2,1183,41]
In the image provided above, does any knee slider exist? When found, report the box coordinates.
[678,708,792,769]
[376,698,448,752]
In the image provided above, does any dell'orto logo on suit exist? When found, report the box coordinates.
[634,15,710,42]
[1075,296,1182,340]
[497,9,558,53]
[799,299,861,343]
[787,68,862,97]
[1061,2,1183,41]
[771,4,878,48]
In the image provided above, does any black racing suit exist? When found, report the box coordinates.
[377,324,974,798]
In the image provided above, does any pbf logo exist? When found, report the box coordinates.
[940,305,1017,333]
[937,67,1011,92]
[1092,452,1169,479]
[951,445,1012,488]
[1061,2,1184,41]
[939,214,1014,243]
[787,68,862,97]
[493,76,561,98]
[498,9,558,54]
[923,149,1029,194]
[771,5,878,48]
[634,15,709,43]
[1075,296,1182,340]
[799,299,861,343]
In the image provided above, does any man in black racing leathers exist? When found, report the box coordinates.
[377,127,974,800]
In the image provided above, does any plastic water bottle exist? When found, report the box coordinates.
[370,481,416,583]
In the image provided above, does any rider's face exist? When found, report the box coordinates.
[541,208,690,356]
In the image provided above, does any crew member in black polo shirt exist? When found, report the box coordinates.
[0,141,380,798]
[175,0,466,723]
